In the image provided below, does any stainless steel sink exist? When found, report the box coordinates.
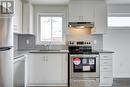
[39,50,60,51]
[29,49,68,53]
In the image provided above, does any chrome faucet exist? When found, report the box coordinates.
[45,42,51,50]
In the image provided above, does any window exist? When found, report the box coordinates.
[108,17,130,27]
[37,13,65,45]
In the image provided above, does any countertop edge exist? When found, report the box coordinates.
[14,50,69,58]
[14,50,114,58]
[98,51,114,53]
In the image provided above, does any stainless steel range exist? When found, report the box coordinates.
[68,41,100,87]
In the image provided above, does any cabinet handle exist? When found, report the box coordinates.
[103,68,109,70]
[45,57,48,61]
[103,62,108,64]
[103,77,111,79]
[79,16,83,21]
[42,56,46,61]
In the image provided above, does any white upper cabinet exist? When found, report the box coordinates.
[94,4,107,34]
[22,0,34,34]
[69,1,94,22]
[14,0,23,33]
[69,1,107,34]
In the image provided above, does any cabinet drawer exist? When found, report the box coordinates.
[100,72,112,77]
[100,65,112,72]
[100,59,112,66]
[70,78,99,87]
[100,53,112,60]
[100,71,113,85]
[100,77,113,84]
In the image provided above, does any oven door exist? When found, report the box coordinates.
[69,54,99,78]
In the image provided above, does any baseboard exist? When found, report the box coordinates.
[113,74,130,78]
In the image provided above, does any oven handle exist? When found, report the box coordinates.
[69,54,99,57]
[72,78,98,81]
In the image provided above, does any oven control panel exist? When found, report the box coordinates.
[68,41,92,46]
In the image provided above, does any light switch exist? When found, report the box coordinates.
[94,40,97,45]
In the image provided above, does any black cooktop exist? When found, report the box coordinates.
[68,46,99,54]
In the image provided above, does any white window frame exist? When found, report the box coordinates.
[36,12,66,45]
[108,13,130,29]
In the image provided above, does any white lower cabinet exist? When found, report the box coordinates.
[100,53,113,86]
[26,53,68,86]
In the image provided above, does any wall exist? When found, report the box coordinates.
[18,34,35,50]
[104,4,130,78]
[103,29,130,78]
[17,34,103,50]
[14,34,18,51]
[108,4,130,14]
[33,5,68,43]
[17,34,66,50]
[67,28,103,50]
[20,4,102,50]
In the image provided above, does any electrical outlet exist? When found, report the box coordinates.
[26,40,29,45]
[94,40,97,45]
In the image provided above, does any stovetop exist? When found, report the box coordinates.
[69,50,99,54]
[68,46,99,54]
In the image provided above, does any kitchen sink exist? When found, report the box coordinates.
[37,49,69,52]
[29,49,69,53]
[39,50,60,51]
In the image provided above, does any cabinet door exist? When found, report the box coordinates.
[61,54,68,84]
[69,2,94,22]
[81,4,94,22]
[27,53,68,86]
[14,0,22,33]
[69,3,82,22]
[22,2,34,34]
[45,54,63,83]
[27,53,48,84]
[94,4,107,34]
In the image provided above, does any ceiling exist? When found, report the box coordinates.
[30,0,69,5]
[107,0,130,4]
[30,0,130,5]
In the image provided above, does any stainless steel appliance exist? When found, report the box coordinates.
[14,55,25,87]
[68,41,99,87]
[68,22,94,29]
[0,6,13,87]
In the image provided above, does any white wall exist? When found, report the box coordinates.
[33,5,68,43]
[108,4,130,14]
[103,29,130,78]
[104,4,130,78]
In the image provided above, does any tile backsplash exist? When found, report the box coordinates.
[18,34,35,50]
[14,34,103,50]
[14,34,18,51]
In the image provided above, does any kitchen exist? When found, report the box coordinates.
[0,0,130,87]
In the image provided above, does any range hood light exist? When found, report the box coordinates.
[69,24,72,27]
[69,22,94,29]
[76,26,85,29]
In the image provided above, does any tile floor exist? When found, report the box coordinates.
[111,78,130,87]
[27,78,130,87]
